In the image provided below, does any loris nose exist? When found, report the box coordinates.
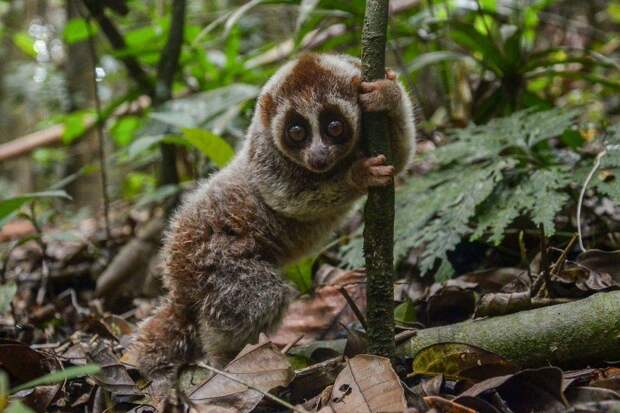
[307,144,330,171]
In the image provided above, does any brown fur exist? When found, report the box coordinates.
[129,53,416,381]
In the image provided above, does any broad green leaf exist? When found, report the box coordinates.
[180,128,235,168]
[12,32,36,58]
[0,191,72,224]
[449,22,505,74]
[283,256,314,294]
[63,18,97,44]
[0,282,16,314]
[11,364,101,393]
[5,401,35,413]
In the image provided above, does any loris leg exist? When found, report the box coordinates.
[199,258,292,367]
[129,299,200,378]
[359,70,416,174]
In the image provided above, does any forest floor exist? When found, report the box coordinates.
[2,203,620,413]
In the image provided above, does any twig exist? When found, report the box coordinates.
[550,233,578,276]
[281,334,304,355]
[395,329,417,345]
[577,150,607,252]
[338,286,368,331]
[196,363,306,413]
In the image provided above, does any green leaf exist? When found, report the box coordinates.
[63,18,97,44]
[283,256,314,295]
[62,111,93,144]
[11,364,101,393]
[12,32,36,58]
[0,191,72,225]
[0,282,16,315]
[111,116,142,146]
[394,300,417,326]
[180,128,235,168]
[5,401,36,413]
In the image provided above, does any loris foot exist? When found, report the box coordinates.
[359,69,402,113]
[348,155,395,191]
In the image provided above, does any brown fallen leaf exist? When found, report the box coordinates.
[327,354,406,413]
[190,341,295,413]
[576,250,620,282]
[458,366,567,413]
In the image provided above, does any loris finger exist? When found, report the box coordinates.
[367,175,392,187]
[385,69,397,80]
[368,165,395,177]
[364,154,387,167]
[359,90,387,112]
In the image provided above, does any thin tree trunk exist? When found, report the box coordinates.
[361,0,395,359]
[154,0,186,187]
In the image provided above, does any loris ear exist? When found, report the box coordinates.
[258,93,275,128]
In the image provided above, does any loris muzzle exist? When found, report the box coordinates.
[128,53,416,383]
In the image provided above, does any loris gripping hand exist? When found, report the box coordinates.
[348,69,416,191]
[129,53,415,386]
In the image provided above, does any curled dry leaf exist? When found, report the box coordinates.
[412,343,518,383]
[458,366,567,413]
[326,354,406,413]
[189,341,294,413]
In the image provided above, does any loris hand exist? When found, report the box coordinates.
[348,154,395,191]
[359,69,401,113]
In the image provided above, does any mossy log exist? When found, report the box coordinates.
[397,291,620,367]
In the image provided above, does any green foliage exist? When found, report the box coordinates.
[340,108,587,278]
[283,256,314,295]
[63,18,97,44]
[12,32,35,58]
[0,191,71,228]
[180,128,235,168]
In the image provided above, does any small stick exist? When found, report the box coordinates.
[395,329,417,345]
[196,363,306,413]
[551,234,578,276]
[281,334,304,355]
[338,286,368,331]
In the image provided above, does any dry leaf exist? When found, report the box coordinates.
[190,341,294,413]
[327,354,406,413]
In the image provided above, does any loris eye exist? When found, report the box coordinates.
[287,125,306,142]
[327,120,344,137]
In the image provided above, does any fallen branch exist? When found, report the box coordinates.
[95,218,165,298]
[397,291,620,368]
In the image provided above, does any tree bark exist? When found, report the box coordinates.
[361,0,395,359]
[397,291,620,368]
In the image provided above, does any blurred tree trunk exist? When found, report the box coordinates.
[63,0,102,209]
[0,1,37,193]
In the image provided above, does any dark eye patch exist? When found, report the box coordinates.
[319,106,351,144]
[283,110,311,148]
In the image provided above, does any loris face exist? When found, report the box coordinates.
[257,53,362,173]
